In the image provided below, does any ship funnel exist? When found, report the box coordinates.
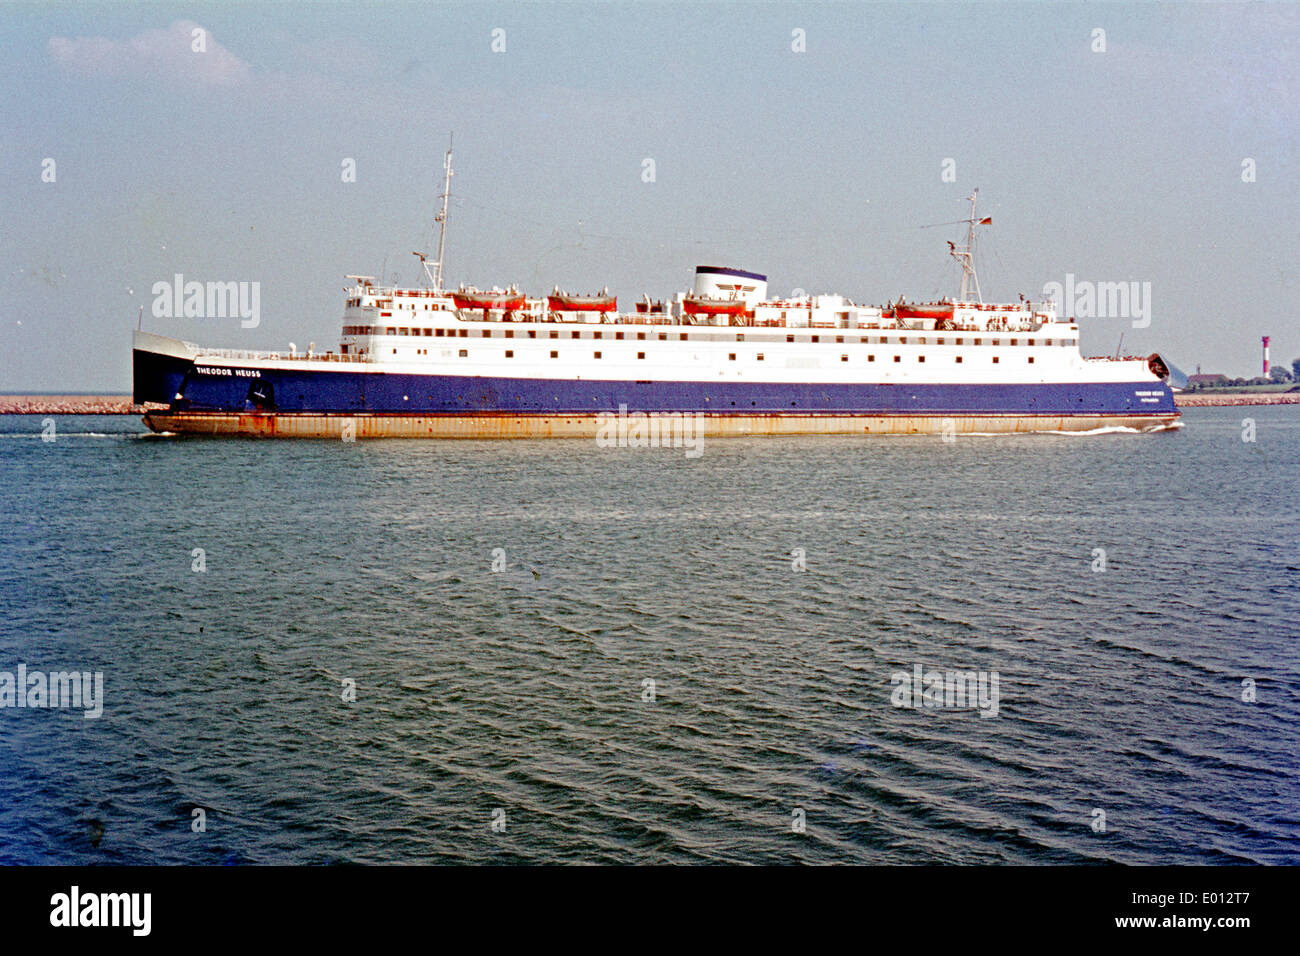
[693,266,767,308]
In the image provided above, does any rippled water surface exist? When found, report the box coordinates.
[0,407,1297,864]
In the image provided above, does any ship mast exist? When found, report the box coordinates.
[949,188,988,304]
[431,135,454,292]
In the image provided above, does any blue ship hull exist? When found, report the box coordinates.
[138,353,1177,418]
[135,341,1180,437]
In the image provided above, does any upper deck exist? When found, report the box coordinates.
[342,281,1056,329]
[147,279,1159,392]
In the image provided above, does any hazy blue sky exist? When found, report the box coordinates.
[2,1,1296,390]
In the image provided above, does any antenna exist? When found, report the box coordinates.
[948,189,990,304]
[432,134,454,292]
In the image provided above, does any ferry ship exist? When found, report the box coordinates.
[133,147,1183,438]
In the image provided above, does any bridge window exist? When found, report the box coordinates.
[637,352,646,359]
[458,349,467,357]
[550,350,558,358]
[593,351,602,359]
[505,350,514,358]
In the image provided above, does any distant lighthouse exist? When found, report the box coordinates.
[1262,336,1271,377]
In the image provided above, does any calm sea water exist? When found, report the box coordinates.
[0,406,1296,865]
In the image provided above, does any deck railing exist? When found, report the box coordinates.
[194,348,371,364]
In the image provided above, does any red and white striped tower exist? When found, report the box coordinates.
[1262,336,1271,377]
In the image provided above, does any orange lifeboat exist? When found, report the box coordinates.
[452,289,526,312]
[682,295,749,317]
[546,289,616,312]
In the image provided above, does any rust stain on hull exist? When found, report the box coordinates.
[143,411,1181,439]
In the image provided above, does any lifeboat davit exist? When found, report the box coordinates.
[682,295,749,317]
[547,288,617,312]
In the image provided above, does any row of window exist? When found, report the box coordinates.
[410,348,1037,364]
[348,301,449,311]
[359,325,1075,347]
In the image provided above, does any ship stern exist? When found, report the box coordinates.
[133,330,197,407]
